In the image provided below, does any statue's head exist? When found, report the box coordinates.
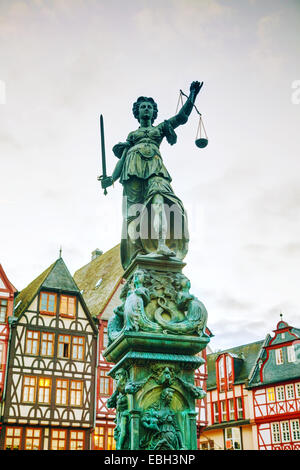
[132,96,158,124]
[161,387,174,405]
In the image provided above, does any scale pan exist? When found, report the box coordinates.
[195,138,208,148]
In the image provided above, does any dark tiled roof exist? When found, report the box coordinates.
[73,245,123,318]
[207,340,264,390]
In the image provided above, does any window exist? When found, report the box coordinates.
[271,422,281,444]
[229,399,235,420]
[224,427,242,450]
[267,387,275,403]
[40,292,56,315]
[37,377,51,404]
[0,299,8,322]
[99,370,110,396]
[22,376,36,403]
[25,330,40,355]
[276,386,285,401]
[25,428,42,450]
[41,332,54,356]
[107,427,116,450]
[72,336,85,360]
[103,326,108,349]
[0,342,4,369]
[285,384,295,400]
[70,431,85,450]
[218,357,225,392]
[296,382,300,399]
[94,426,105,450]
[59,295,76,317]
[56,379,68,406]
[221,400,227,422]
[93,426,115,451]
[275,348,284,365]
[280,421,290,442]
[58,335,71,358]
[4,427,22,450]
[236,397,243,419]
[70,380,83,407]
[226,355,233,390]
[213,402,219,424]
[287,345,296,363]
[50,429,66,450]
[291,420,300,441]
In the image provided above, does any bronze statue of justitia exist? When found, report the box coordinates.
[99,81,203,270]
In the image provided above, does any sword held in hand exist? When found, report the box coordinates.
[98,114,112,195]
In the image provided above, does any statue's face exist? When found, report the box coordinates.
[138,101,154,123]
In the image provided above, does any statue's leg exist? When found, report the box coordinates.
[152,193,175,256]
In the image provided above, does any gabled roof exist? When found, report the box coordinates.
[73,245,123,319]
[206,340,265,390]
[0,264,17,293]
[14,257,79,318]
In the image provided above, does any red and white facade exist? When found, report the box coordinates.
[0,264,17,400]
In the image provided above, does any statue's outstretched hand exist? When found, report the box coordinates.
[190,81,203,98]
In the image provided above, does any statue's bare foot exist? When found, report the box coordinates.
[156,243,176,257]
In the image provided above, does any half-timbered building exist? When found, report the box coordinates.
[200,340,263,450]
[73,244,212,450]
[0,265,17,405]
[0,257,98,450]
[248,318,300,450]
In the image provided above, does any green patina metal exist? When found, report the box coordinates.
[100,81,209,450]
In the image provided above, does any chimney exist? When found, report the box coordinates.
[91,249,103,261]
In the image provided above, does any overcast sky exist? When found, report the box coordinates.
[1,0,300,351]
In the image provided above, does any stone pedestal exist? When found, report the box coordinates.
[103,255,210,450]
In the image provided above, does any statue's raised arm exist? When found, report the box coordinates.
[167,81,203,130]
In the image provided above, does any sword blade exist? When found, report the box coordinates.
[100,114,107,178]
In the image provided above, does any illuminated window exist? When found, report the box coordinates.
[267,387,275,403]
[70,380,83,407]
[281,421,290,442]
[285,384,295,400]
[23,376,36,403]
[41,332,54,356]
[25,428,42,450]
[37,377,51,404]
[271,422,281,444]
[99,370,110,396]
[51,429,66,450]
[25,330,39,355]
[291,420,300,441]
[56,379,68,405]
[287,345,296,363]
[276,386,285,401]
[59,295,76,317]
[4,427,22,450]
[224,427,242,450]
[40,292,56,315]
[0,299,8,322]
[72,336,85,360]
[107,427,116,450]
[94,426,105,450]
[0,342,4,369]
[275,348,284,365]
[70,431,85,450]
[58,335,71,358]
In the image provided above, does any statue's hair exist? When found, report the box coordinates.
[132,96,158,123]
